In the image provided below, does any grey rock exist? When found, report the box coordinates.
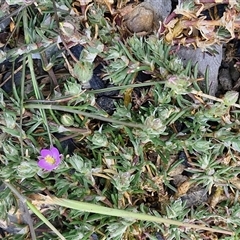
[96,96,115,115]
[144,0,172,22]
[177,45,223,96]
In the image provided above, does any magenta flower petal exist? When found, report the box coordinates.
[38,146,62,171]
[40,149,51,158]
[38,158,56,171]
[50,147,60,160]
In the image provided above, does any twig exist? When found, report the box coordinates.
[3,181,37,240]
[52,0,79,63]
[190,89,240,109]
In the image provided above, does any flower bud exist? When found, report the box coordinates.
[73,61,93,84]
[92,132,108,147]
[61,114,74,126]
[145,116,166,135]
[166,75,191,94]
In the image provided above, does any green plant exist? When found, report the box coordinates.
[0,0,240,239]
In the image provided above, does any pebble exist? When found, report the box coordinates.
[96,96,115,115]
[124,3,154,33]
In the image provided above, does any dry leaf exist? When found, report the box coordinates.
[230,176,240,190]
[210,187,223,208]
[176,180,192,197]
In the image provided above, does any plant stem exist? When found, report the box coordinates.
[24,103,146,129]
[22,8,53,146]
[49,196,233,236]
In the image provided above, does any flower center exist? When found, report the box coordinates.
[45,155,56,164]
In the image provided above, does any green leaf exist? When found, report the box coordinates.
[73,61,93,84]
[223,91,239,106]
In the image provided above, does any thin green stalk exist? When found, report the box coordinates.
[89,81,165,94]
[205,66,210,94]
[24,82,165,104]
[4,181,37,240]
[22,8,53,146]
[27,201,66,240]
[11,62,20,103]
[49,108,61,125]
[19,57,27,157]
[120,41,137,63]
[4,181,65,240]
[24,103,146,129]
[50,197,233,236]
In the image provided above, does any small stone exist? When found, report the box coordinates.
[124,3,154,33]
[96,96,115,115]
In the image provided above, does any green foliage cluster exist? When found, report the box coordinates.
[0,0,240,239]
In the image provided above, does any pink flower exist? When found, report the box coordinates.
[38,147,62,171]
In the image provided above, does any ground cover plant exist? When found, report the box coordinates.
[0,0,240,239]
